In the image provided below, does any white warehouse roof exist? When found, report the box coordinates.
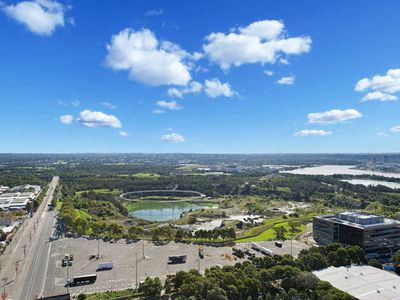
[314,265,400,300]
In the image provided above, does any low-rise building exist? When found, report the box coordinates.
[0,191,36,211]
[0,186,9,194]
[314,265,400,300]
[313,212,400,261]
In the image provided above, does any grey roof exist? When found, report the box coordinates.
[314,265,400,300]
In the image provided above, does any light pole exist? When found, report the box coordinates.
[66,260,70,294]
[135,253,138,291]
[97,239,100,259]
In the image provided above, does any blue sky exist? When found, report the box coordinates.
[1,0,400,153]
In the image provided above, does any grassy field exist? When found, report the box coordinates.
[55,198,62,211]
[126,200,215,211]
[84,289,140,299]
[236,214,313,242]
[237,222,306,242]
[75,188,122,196]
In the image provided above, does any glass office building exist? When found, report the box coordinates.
[313,212,400,261]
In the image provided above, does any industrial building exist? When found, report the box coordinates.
[0,186,40,211]
[314,265,400,300]
[313,212,400,261]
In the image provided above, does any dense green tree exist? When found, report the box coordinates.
[368,259,382,269]
[139,277,162,299]
[273,226,287,240]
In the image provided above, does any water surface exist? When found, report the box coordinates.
[128,201,215,222]
[340,179,400,189]
[282,165,400,178]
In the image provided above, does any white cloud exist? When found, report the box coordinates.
[144,9,163,17]
[119,131,128,137]
[152,109,165,114]
[77,110,122,128]
[279,58,290,65]
[355,69,400,94]
[167,81,202,98]
[59,114,73,125]
[156,100,182,111]
[377,132,388,137]
[161,132,185,143]
[105,28,196,86]
[390,126,400,133]
[361,91,397,102]
[203,19,311,70]
[295,129,332,137]
[204,78,235,98]
[2,0,66,36]
[264,70,274,76]
[307,109,362,125]
[99,101,116,109]
[276,75,295,85]
[71,99,80,107]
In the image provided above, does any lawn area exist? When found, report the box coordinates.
[84,289,139,299]
[75,188,122,196]
[237,222,305,242]
[236,214,313,243]
[55,198,62,211]
[132,172,160,179]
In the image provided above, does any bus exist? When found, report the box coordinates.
[68,274,97,286]
[168,255,187,264]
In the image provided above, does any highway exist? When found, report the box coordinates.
[0,176,59,300]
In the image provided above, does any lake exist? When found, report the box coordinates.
[340,179,400,189]
[128,201,216,222]
[282,165,400,179]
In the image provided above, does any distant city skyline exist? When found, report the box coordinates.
[1,0,400,153]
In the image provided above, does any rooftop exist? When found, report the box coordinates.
[315,212,400,229]
[314,265,400,300]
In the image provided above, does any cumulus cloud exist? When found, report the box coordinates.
[156,100,182,111]
[361,91,397,102]
[356,69,400,94]
[276,75,295,85]
[307,109,362,125]
[119,131,128,137]
[105,28,197,86]
[2,0,67,36]
[77,110,122,128]
[204,78,235,98]
[161,132,185,143]
[390,126,400,133]
[167,81,202,98]
[203,19,311,70]
[59,114,73,125]
[295,129,332,137]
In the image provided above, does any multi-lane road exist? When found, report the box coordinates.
[0,176,59,300]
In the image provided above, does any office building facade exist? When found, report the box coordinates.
[313,212,400,261]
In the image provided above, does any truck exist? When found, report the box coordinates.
[251,242,274,256]
[68,274,97,286]
[168,255,187,264]
[61,259,72,267]
[97,262,113,271]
